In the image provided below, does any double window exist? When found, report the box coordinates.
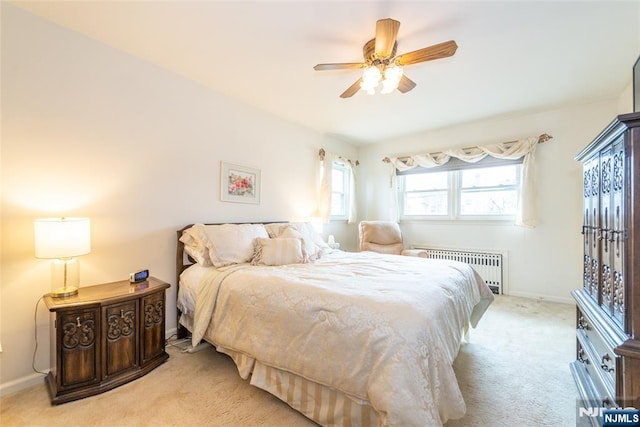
[398,163,521,220]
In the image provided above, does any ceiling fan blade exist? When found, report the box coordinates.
[397,75,417,93]
[375,18,400,59]
[314,63,364,71]
[395,40,458,66]
[340,78,363,98]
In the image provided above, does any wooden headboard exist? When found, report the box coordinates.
[175,223,195,288]
[175,222,287,339]
[175,224,197,339]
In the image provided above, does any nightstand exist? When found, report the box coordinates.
[43,276,170,405]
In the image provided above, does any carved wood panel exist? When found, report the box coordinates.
[610,139,626,328]
[103,300,138,377]
[59,309,99,389]
[600,147,613,312]
[141,291,165,365]
[583,156,600,299]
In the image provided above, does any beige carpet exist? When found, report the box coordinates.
[0,295,576,427]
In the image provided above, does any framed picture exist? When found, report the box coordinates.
[220,162,261,204]
[634,54,640,112]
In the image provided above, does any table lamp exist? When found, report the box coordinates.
[34,217,91,297]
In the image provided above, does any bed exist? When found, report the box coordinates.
[175,222,494,427]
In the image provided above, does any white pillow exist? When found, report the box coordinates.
[203,224,269,267]
[179,224,213,266]
[267,222,327,243]
[280,222,328,260]
[251,237,305,266]
[280,226,318,261]
[293,222,330,250]
[265,223,288,238]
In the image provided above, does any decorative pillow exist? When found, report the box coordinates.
[266,222,328,261]
[264,223,288,238]
[203,223,269,267]
[280,226,317,261]
[251,237,305,266]
[179,224,213,266]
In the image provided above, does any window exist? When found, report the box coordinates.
[330,163,350,219]
[403,171,449,216]
[399,164,521,220]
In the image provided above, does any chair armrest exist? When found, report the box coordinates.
[401,249,429,258]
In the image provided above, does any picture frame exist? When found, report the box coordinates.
[220,162,261,204]
[634,54,640,112]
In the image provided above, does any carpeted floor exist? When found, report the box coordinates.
[447,295,576,427]
[0,295,576,427]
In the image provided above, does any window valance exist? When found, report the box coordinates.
[383,134,552,227]
[319,148,359,168]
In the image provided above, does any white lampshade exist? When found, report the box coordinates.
[35,217,91,259]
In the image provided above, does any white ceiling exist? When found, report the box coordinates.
[11,1,640,145]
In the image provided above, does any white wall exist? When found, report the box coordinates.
[356,101,623,303]
[0,4,355,394]
[618,80,633,113]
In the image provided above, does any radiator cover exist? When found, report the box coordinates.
[411,246,506,295]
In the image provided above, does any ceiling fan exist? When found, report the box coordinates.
[313,18,457,98]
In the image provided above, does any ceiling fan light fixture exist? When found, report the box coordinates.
[360,65,382,94]
[314,18,456,98]
[380,79,397,94]
[384,63,403,81]
[380,64,403,94]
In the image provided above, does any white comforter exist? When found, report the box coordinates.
[185,251,494,426]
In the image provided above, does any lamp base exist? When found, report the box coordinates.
[51,286,79,298]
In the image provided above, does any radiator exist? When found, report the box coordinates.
[412,246,505,294]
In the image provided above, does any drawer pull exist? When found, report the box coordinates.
[600,354,614,373]
[76,316,81,327]
[577,314,589,330]
[578,348,588,364]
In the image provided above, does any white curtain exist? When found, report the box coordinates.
[318,150,357,224]
[318,151,334,222]
[387,136,540,227]
[388,166,400,223]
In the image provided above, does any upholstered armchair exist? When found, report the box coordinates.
[358,221,428,257]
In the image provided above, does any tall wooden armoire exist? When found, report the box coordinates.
[571,112,640,424]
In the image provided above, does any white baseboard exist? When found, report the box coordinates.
[0,328,181,398]
[0,372,46,398]
[166,326,177,338]
[507,290,574,305]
